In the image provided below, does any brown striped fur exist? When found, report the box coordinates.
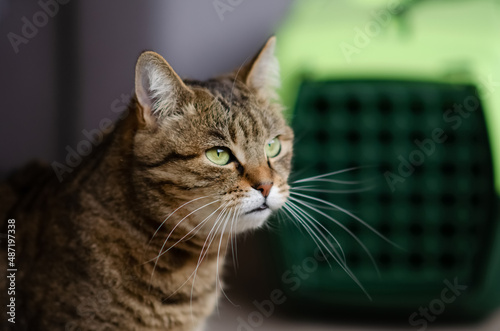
[0,37,293,330]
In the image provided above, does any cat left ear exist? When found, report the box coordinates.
[240,36,281,101]
[135,51,192,127]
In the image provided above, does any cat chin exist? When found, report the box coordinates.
[232,209,273,233]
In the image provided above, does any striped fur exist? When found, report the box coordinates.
[0,37,293,330]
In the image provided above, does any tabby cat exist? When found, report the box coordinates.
[0,37,293,330]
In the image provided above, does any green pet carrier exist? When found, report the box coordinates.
[269,0,500,321]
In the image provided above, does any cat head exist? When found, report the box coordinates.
[131,37,293,234]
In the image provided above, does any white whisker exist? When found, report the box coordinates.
[150,201,224,263]
[290,186,375,194]
[149,199,220,265]
[190,205,229,319]
[281,204,371,299]
[228,207,240,272]
[281,205,336,268]
[288,200,351,212]
[293,178,362,185]
[286,201,346,265]
[161,204,228,306]
[147,200,222,290]
[150,195,214,241]
[290,192,403,250]
[292,166,373,184]
[215,208,240,313]
[288,196,380,278]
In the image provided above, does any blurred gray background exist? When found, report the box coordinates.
[3,1,500,330]
[0,0,291,175]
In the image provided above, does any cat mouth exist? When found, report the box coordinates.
[245,203,269,214]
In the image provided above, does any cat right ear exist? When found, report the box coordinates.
[135,51,192,127]
[239,36,280,101]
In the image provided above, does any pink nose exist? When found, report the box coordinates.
[255,183,273,198]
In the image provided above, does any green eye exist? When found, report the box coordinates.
[265,137,281,158]
[206,147,231,165]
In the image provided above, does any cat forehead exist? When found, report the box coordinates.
[174,77,288,146]
[185,77,253,110]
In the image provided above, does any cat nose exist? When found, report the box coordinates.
[255,182,273,198]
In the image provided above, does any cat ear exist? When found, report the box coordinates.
[135,51,192,126]
[241,36,280,100]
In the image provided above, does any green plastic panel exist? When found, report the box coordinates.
[273,80,497,313]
